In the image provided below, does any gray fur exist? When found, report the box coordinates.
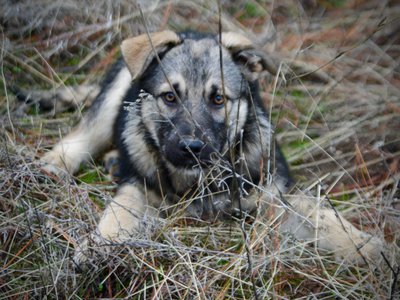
[117,35,287,220]
[41,31,383,265]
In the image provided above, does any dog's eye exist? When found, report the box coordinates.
[163,92,176,103]
[211,93,225,106]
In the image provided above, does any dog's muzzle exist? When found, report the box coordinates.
[164,135,217,169]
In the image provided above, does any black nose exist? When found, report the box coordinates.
[179,139,204,155]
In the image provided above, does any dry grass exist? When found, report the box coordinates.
[1,0,399,298]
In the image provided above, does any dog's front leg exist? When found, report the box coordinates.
[97,183,157,241]
[74,183,158,265]
[42,65,132,175]
[281,195,383,264]
[41,122,105,175]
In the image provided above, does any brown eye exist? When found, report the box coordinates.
[211,93,225,106]
[163,92,176,103]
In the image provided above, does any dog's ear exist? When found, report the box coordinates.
[221,32,277,81]
[121,31,181,80]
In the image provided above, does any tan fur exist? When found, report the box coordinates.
[41,31,384,265]
[281,194,383,263]
[221,32,277,77]
[121,30,181,80]
[97,184,159,240]
[42,66,131,174]
[220,32,253,50]
[92,184,383,264]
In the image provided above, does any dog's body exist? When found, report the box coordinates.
[42,31,383,264]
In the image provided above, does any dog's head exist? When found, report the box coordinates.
[121,31,273,172]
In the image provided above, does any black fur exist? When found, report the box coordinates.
[112,32,292,219]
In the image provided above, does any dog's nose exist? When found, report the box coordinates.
[179,139,204,155]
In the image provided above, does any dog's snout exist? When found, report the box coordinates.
[179,139,204,155]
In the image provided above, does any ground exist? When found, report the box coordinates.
[0,0,399,299]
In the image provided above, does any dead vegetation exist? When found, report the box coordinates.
[1,0,399,298]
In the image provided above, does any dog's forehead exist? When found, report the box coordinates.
[185,38,217,57]
[159,38,243,87]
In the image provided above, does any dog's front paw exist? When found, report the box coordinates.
[40,150,72,176]
[41,136,88,175]
[334,234,384,265]
[73,233,113,269]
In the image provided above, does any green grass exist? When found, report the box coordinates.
[243,2,266,18]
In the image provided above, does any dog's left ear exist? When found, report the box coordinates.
[121,31,182,80]
[221,32,277,81]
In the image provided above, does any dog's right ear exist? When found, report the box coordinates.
[121,31,181,80]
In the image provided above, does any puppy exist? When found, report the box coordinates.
[42,31,383,264]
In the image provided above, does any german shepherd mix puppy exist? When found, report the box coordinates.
[42,31,383,264]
